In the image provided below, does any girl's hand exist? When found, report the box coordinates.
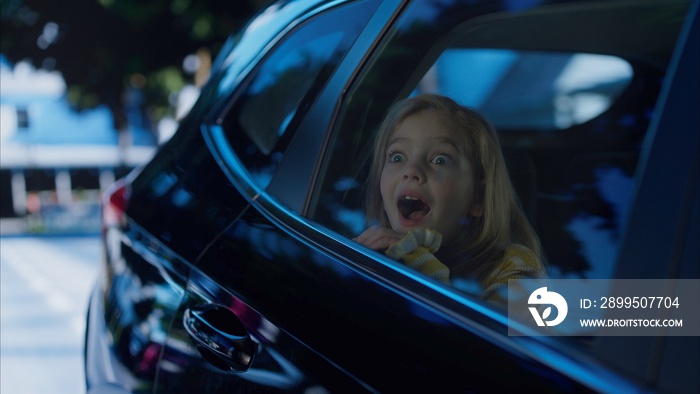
[353,225,405,251]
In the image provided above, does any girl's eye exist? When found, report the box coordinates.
[431,155,450,165]
[388,152,404,163]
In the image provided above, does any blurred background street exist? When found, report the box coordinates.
[1,235,100,393]
[0,3,267,390]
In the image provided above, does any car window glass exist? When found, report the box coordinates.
[218,0,379,189]
[310,0,687,292]
[412,48,636,280]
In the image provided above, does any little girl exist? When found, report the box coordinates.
[354,94,546,303]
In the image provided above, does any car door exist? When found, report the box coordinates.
[282,0,698,391]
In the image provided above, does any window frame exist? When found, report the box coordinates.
[204,0,382,211]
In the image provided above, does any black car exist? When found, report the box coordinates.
[85,0,699,392]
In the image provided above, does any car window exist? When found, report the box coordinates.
[413,48,638,280]
[309,0,688,288]
[306,0,691,384]
[217,0,380,189]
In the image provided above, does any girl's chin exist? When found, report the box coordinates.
[397,215,431,231]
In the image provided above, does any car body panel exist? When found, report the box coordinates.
[85,0,699,392]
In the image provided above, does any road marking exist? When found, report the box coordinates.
[1,238,99,334]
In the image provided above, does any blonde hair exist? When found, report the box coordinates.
[366,94,542,279]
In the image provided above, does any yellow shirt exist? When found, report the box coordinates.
[385,229,547,303]
[480,243,547,304]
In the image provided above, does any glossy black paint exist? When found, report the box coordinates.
[162,195,586,392]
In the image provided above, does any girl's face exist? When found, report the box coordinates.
[380,110,482,244]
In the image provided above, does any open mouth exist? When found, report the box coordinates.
[397,196,431,220]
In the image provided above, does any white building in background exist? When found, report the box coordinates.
[0,56,156,230]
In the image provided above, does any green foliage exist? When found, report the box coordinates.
[1,0,272,124]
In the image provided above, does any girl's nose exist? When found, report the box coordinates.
[403,161,426,182]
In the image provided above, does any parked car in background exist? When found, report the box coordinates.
[85,0,699,392]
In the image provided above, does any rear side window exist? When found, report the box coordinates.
[312,0,682,282]
[218,0,379,189]
[413,48,637,279]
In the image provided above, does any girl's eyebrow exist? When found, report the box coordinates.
[386,136,460,151]
[432,137,462,153]
[435,137,459,147]
[387,137,408,147]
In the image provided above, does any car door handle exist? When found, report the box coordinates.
[183,304,256,373]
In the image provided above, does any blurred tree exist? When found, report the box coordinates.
[0,0,271,134]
